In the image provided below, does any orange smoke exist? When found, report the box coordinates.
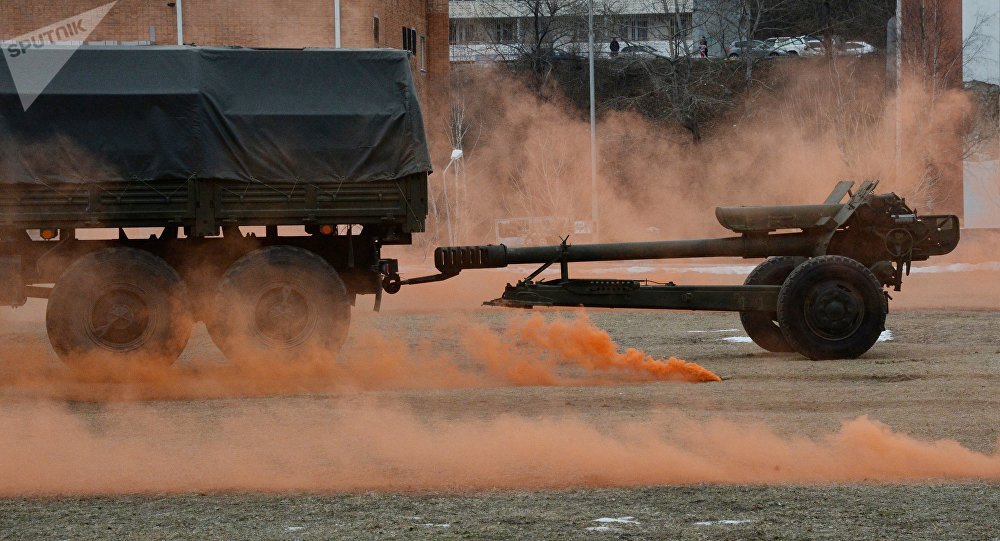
[412,58,974,254]
[513,315,720,383]
[0,401,997,496]
[0,314,716,401]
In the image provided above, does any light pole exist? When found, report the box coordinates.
[588,0,599,241]
[441,148,464,245]
[174,0,183,45]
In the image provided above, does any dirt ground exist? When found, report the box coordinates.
[0,265,998,540]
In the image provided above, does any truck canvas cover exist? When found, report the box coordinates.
[0,46,432,184]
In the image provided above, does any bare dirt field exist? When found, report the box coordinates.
[1,264,998,540]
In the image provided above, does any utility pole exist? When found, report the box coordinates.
[588,0,599,241]
[175,0,184,46]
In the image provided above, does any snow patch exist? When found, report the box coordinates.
[285,526,306,532]
[586,526,615,532]
[419,523,451,528]
[694,519,752,526]
[720,336,753,343]
[878,329,894,342]
[910,262,1000,273]
[593,517,640,524]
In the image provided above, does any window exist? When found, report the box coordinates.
[489,18,516,44]
[420,35,426,70]
[617,15,650,42]
[634,17,649,41]
[401,27,417,55]
[373,16,379,46]
[669,13,693,40]
[449,20,476,44]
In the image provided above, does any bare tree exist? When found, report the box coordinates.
[592,0,747,141]
[471,0,588,77]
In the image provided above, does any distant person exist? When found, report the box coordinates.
[609,38,620,57]
[699,37,709,57]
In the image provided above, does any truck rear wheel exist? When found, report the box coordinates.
[777,255,887,360]
[739,256,805,353]
[207,246,351,363]
[46,248,194,366]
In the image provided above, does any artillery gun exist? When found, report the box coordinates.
[386,181,959,360]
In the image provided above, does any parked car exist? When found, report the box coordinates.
[727,40,785,59]
[542,47,578,60]
[619,44,662,58]
[763,36,807,56]
[802,39,825,57]
[800,38,875,57]
[841,41,876,55]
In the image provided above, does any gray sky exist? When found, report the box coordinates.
[963,0,1000,83]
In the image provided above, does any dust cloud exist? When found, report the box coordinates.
[0,314,716,402]
[418,58,974,248]
[511,316,720,382]
[0,56,995,499]
[1,401,997,496]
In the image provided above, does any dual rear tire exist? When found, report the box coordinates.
[206,246,351,364]
[47,248,194,366]
[46,246,351,367]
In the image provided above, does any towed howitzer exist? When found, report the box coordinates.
[385,181,959,360]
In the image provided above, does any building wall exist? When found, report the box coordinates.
[184,0,335,48]
[426,0,451,80]
[0,0,176,44]
[0,0,448,85]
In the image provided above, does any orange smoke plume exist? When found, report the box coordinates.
[0,314,716,401]
[0,402,997,496]
[512,315,721,383]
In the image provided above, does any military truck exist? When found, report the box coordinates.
[0,46,429,365]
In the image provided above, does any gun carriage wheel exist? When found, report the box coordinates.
[739,256,806,352]
[776,255,887,360]
[46,248,194,366]
[207,246,351,364]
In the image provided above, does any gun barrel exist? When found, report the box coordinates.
[435,233,819,274]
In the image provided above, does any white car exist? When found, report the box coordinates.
[841,41,876,55]
[763,36,810,56]
[800,38,874,57]
[802,39,825,57]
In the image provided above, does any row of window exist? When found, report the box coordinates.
[449,14,693,45]
[371,16,425,70]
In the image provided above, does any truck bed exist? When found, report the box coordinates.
[0,175,428,235]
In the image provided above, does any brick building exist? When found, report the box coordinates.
[0,0,449,84]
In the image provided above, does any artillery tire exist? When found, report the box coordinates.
[46,248,193,366]
[207,246,351,363]
[777,255,887,360]
[739,256,806,352]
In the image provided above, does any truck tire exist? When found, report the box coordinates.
[207,246,351,363]
[46,248,193,366]
[777,255,887,360]
[739,256,806,352]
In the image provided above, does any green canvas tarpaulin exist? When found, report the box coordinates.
[0,46,432,184]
